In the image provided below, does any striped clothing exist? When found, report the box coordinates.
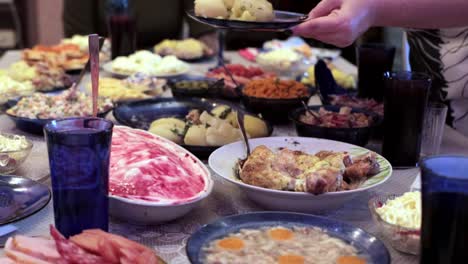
[407,27,468,136]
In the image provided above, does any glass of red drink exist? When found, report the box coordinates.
[107,0,136,59]
[357,43,396,102]
[382,71,431,167]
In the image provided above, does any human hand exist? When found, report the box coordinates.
[292,0,377,47]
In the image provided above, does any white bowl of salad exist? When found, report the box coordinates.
[0,133,33,174]
[368,192,421,255]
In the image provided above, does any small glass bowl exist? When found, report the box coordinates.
[0,133,33,174]
[368,194,420,255]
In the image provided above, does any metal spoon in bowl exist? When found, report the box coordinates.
[236,110,251,156]
[89,34,101,117]
[301,100,320,121]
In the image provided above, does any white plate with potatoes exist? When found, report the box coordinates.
[113,97,273,159]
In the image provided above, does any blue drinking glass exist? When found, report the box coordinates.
[420,156,468,264]
[44,117,113,238]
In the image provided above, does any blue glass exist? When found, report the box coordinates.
[44,118,113,238]
[420,156,468,264]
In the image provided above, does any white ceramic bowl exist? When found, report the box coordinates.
[109,177,213,224]
[108,127,213,224]
[208,137,392,213]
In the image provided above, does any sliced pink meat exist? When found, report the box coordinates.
[109,126,207,203]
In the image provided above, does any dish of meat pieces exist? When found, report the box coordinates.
[209,137,392,212]
[237,146,381,195]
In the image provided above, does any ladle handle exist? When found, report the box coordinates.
[236,110,251,156]
[89,34,100,117]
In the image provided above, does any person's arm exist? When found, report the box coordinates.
[292,0,468,47]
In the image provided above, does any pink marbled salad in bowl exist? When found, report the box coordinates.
[108,126,213,223]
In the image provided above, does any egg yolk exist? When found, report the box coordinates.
[336,256,367,264]
[217,237,245,250]
[269,228,294,241]
[278,254,305,264]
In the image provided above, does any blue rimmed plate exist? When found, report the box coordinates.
[187,211,390,264]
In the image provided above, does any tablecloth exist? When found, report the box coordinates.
[1,50,468,264]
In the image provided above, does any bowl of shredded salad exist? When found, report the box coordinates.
[368,192,421,255]
[0,133,33,174]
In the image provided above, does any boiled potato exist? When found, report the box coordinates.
[211,105,230,117]
[199,111,222,127]
[244,115,268,138]
[223,0,235,9]
[230,0,274,22]
[225,112,238,128]
[211,105,237,127]
[149,126,182,144]
[250,0,275,21]
[195,0,229,18]
[148,118,185,144]
[206,121,241,146]
[184,125,208,146]
[150,117,186,129]
[237,10,256,21]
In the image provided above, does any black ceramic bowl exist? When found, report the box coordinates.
[289,105,382,146]
[113,98,273,160]
[240,86,316,124]
[167,76,223,99]
[5,99,112,135]
[6,111,112,135]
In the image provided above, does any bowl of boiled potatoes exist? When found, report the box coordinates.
[147,104,273,159]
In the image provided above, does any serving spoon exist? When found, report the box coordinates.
[215,59,250,156]
[89,34,101,117]
[301,100,321,121]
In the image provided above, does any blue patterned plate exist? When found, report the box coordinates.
[187,212,390,264]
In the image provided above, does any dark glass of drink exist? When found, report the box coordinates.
[44,118,113,238]
[357,43,396,102]
[382,71,430,167]
[420,156,468,264]
[107,0,136,59]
